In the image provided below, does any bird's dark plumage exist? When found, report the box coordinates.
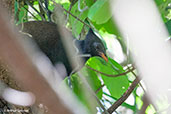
[19,21,107,76]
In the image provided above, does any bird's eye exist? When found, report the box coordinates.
[94,43,101,50]
[93,42,103,51]
[96,45,100,49]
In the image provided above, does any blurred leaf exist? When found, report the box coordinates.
[69,66,102,111]
[48,1,55,11]
[81,67,103,99]
[33,1,39,5]
[62,2,71,10]
[71,74,84,100]
[166,20,171,35]
[70,69,103,99]
[136,96,143,110]
[15,6,28,24]
[155,0,170,22]
[145,105,156,114]
[102,18,121,36]
[88,0,112,24]
[87,57,129,99]
[62,76,95,113]
[155,0,165,6]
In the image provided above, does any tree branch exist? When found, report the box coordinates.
[127,66,157,113]
[95,84,105,94]
[105,77,141,114]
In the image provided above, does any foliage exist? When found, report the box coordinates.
[14,0,171,114]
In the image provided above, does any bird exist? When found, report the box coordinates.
[19,21,108,77]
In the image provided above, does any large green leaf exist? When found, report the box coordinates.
[86,57,129,99]
[88,0,112,24]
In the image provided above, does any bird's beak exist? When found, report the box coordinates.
[99,52,108,62]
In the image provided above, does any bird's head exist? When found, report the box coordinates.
[83,29,108,62]
[91,42,108,62]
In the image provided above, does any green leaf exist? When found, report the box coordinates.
[155,0,164,6]
[85,0,94,7]
[102,75,129,99]
[88,0,112,24]
[91,17,121,37]
[70,1,89,37]
[86,57,129,99]
[87,57,121,75]
[62,3,71,11]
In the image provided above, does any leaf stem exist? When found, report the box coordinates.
[86,65,135,77]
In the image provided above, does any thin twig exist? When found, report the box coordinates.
[95,84,105,94]
[86,65,135,77]
[44,0,51,21]
[25,0,45,21]
[22,5,39,20]
[63,7,91,28]
[105,77,141,114]
[95,66,135,94]
[38,0,51,21]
